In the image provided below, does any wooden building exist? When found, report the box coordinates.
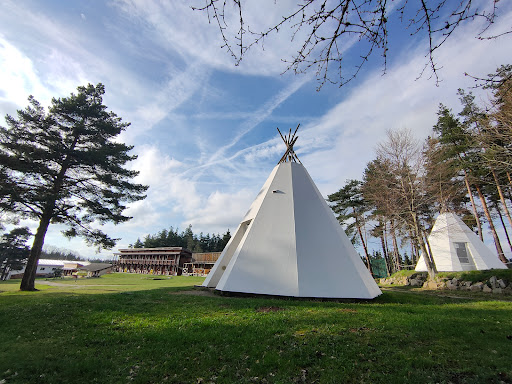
[114,247,192,275]
[183,252,222,276]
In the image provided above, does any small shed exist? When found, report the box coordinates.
[62,261,90,276]
[79,263,113,277]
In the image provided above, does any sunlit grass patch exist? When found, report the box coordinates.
[0,273,206,295]
[0,274,511,383]
[437,269,512,282]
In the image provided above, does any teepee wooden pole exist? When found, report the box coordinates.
[277,127,286,144]
[277,125,301,164]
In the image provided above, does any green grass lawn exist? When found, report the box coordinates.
[0,273,206,295]
[387,269,512,283]
[1,274,511,384]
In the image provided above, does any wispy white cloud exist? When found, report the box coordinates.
[185,189,255,233]
[0,36,57,116]
[193,4,512,197]
[121,62,212,142]
[126,2,512,244]
[0,0,209,143]
[191,74,312,175]
[111,0,318,76]
[293,7,512,195]
[112,144,259,239]
[2,0,511,261]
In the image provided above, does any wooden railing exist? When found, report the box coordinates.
[192,252,221,263]
[119,259,175,265]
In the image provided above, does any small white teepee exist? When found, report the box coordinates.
[202,127,381,299]
[415,212,507,272]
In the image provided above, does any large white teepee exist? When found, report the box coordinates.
[202,127,381,299]
[415,212,507,272]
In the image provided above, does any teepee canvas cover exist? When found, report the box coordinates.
[415,212,507,272]
[202,127,381,299]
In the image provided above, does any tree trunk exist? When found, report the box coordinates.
[379,226,392,276]
[414,230,436,277]
[19,134,78,291]
[20,214,52,291]
[354,209,373,276]
[463,171,483,241]
[491,168,512,233]
[495,205,512,252]
[390,219,401,271]
[409,238,415,265]
[507,188,512,209]
[0,265,8,281]
[410,211,437,277]
[474,183,508,265]
[424,233,436,274]
[409,229,420,264]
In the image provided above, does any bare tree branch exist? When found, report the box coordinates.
[193,0,507,89]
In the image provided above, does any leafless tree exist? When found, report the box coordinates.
[374,128,438,277]
[193,0,505,88]
[363,159,404,273]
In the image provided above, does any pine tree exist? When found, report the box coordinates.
[328,180,373,274]
[219,230,231,251]
[0,84,148,290]
[0,227,31,280]
[433,104,485,242]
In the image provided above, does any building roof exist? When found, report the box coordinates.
[79,263,113,272]
[38,259,91,267]
[118,247,188,252]
[115,247,192,256]
[38,259,66,267]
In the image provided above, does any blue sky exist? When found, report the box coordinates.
[1,0,511,259]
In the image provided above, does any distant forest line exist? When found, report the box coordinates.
[130,225,232,253]
[39,246,109,263]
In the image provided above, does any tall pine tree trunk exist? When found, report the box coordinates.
[463,170,483,241]
[354,209,373,276]
[19,139,76,291]
[474,183,508,264]
[20,213,52,291]
[495,205,512,252]
[491,168,512,232]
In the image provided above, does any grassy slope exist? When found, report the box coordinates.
[388,269,512,282]
[436,269,512,282]
[1,274,511,384]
